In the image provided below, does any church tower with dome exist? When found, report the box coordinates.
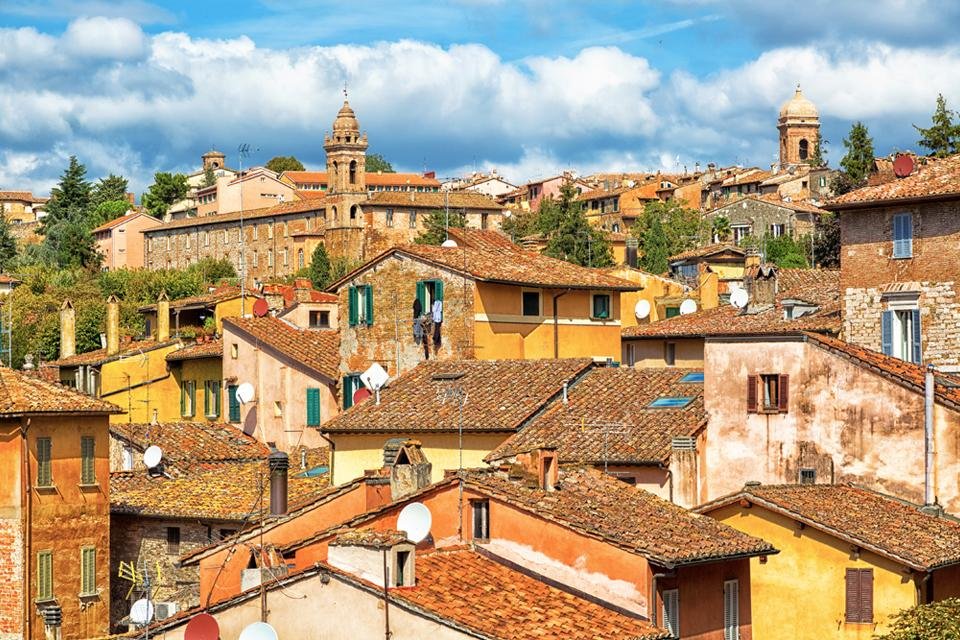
[324,98,369,225]
[778,85,820,166]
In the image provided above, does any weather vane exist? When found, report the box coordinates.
[343,81,348,99]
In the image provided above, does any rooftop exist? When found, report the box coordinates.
[488,367,705,465]
[828,153,960,209]
[143,198,327,233]
[223,316,339,381]
[320,358,594,434]
[90,210,151,233]
[698,484,960,571]
[109,422,268,470]
[165,338,222,362]
[49,337,178,368]
[138,284,255,312]
[282,170,441,188]
[330,528,410,549]
[0,190,44,202]
[0,367,121,415]
[366,190,503,210]
[668,243,746,263]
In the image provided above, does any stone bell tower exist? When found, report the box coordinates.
[324,99,369,217]
[778,85,821,166]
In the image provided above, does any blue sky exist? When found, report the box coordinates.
[2,0,960,194]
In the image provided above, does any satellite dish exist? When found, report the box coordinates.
[252,298,269,317]
[353,387,372,405]
[238,622,278,640]
[185,613,220,640]
[236,382,255,404]
[441,239,458,248]
[679,299,698,315]
[360,362,389,391]
[730,288,749,309]
[130,599,154,625]
[893,154,914,178]
[143,446,163,469]
[634,299,651,320]
[396,502,432,544]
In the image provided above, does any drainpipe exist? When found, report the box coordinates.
[553,289,571,359]
[20,417,32,640]
[650,570,675,626]
[924,365,935,506]
[317,431,336,485]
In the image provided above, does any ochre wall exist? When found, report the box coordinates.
[624,337,704,368]
[610,267,686,327]
[98,343,180,424]
[170,355,224,423]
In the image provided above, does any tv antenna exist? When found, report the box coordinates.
[237,143,259,316]
[567,418,630,474]
[437,384,468,538]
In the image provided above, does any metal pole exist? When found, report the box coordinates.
[260,465,268,622]
[382,549,391,639]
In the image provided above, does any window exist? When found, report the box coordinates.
[746,374,789,413]
[282,248,288,267]
[819,176,827,187]
[252,251,259,268]
[203,231,209,247]
[121,445,134,471]
[350,205,358,220]
[394,550,411,587]
[348,285,374,326]
[309,310,330,328]
[625,343,636,367]
[522,291,541,317]
[37,437,52,487]
[723,579,740,640]
[343,374,363,409]
[409,210,417,228]
[349,160,358,185]
[649,396,695,409]
[472,500,490,541]
[219,529,237,540]
[268,249,274,268]
[732,225,751,244]
[224,229,230,244]
[679,371,704,383]
[231,343,239,359]
[80,436,95,485]
[306,388,321,427]
[298,249,305,269]
[167,527,180,555]
[267,222,274,239]
[664,342,676,366]
[80,547,96,596]
[228,384,241,423]
[892,213,913,258]
[252,225,258,240]
[180,380,195,417]
[37,550,53,601]
[798,138,809,160]
[770,223,785,237]
[799,468,816,484]
[662,589,679,638]
[761,374,779,410]
[882,309,921,363]
[204,380,221,419]
[185,234,190,249]
[481,213,488,230]
[274,401,283,417]
[592,294,611,320]
[385,209,394,227]
[415,280,444,313]
[845,568,873,623]
[665,306,680,319]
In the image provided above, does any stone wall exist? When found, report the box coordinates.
[0,517,23,639]
[706,198,808,240]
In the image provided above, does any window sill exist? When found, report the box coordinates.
[78,483,100,491]
[34,485,57,493]
[891,255,913,260]
[78,592,100,600]
[34,597,56,606]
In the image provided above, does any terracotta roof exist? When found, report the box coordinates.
[712,194,827,216]
[321,359,594,434]
[720,168,771,186]
[622,268,840,339]
[576,185,634,201]
[367,190,504,210]
[0,275,20,285]
[143,198,327,233]
[90,211,153,233]
[262,281,338,305]
[328,232,641,291]
[697,484,960,571]
[165,338,222,362]
[0,367,121,415]
[394,548,668,640]
[0,191,38,202]
[330,528,409,548]
[224,316,339,380]
[828,154,960,208]
[138,285,256,312]
[49,338,178,367]
[668,243,745,263]
[109,422,267,469]
[488,367,705,465]
[463,467,775,567]
[282,171,441,188]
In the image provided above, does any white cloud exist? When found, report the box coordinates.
[62,16,148,60]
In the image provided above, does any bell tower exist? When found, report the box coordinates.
[324,99,368,196]
[778,85,821,166]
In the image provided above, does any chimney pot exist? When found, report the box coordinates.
[268,450,289,516]
[106,295,120,356]
[59,300,75,360]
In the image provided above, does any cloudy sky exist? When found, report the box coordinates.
[2,0,959,196]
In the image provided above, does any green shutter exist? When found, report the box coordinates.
[416,281,426,312]
[343,377,353,410]
[37,438,51,487]
[434,280,444,302]
[228,385,241,422]
[213,381,221,418]
[203,381,210,417]
[37,551,52,600]
[364,285,374,325]
[180,382,187,416]
[348,286,359,326]
[81,547,96,595]
[81,436,95,485]
[306,388,321,426]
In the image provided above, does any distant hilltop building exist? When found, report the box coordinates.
[778,85,820,167]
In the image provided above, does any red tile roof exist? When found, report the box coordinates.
[143,198,327,232]
[49,338,178,367]
[224,316,339,380]
[0,191,39,202]
[463,466,775,566]
[282,170,441,188]
[109,422,268,470]
[0,366,121,415]
[488,367,705,465]
[828,154,960,209]
[138,284,258,312]
[321,358,594,434]
[668,243,745,263]
[697,484,960,571]
[165,338,222,362]
[90,211,153,233]
[330,528,409,549]
[367,190,503,210]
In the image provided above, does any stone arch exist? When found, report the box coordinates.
[798,139,809,160]
[350,204,359,220]
[349,160,358,185]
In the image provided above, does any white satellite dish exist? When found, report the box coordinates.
[396,502,432,544]
[360,362,389,391]
[679,299,698,315]
[238,622,278,640]
[730,288,749,309]
[441,239,458,248]
[143,445,163,469]
[634,299,651,320]
[130,599,154,625]
[235,382,255,404]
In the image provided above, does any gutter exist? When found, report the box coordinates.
[824,191,960,212]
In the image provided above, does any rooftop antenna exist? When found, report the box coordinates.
[679,299,698,315]
[568,419,630,474]
[238,143,259,316]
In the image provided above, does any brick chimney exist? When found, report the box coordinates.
[385,439,432,500]
[744,264,778,310]
[157,291,170,342]
[59,300,75,360]
[106,295,120,356]
[268,450,289,516]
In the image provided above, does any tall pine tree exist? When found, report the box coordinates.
[91,174,129,207]
[915,93,960,158]
[839,122,875,185]
[42,156,91,230]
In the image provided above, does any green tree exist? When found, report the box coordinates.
[91,174,129,207]
[839,121,875,185]
[42,156,92,230]
[632,199,702,273]
[762,233,809,268]
[202,165,217,188]
[366,153,395,173]
[43,218,101,269]
[142,172,189,218]
[416,208,466,245]
[875,597,960,639]
[711,215,732,243]
[915,93,960,158]
[808,132,827,167]
[0,215,17,272]
[307,244,332,289]
[500,208,540,241]
[265,155,305,174]
[829,171,859,196]
[637,215,672,274]
[90,200,130,227]
[540,183,613,268]
[186,257,237,284]
[813,212,841,268]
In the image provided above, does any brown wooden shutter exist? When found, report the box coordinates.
[778,374,790,413]
[845,568,860,623]
[746,375,758,413]
[859,569,873,623]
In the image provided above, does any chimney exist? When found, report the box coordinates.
[625,238,639,268]
[669,436,699,508]
[268,450,289,516]
[744,249,761,269]
[387,439,432,499]
[744,264,778,309]
[59,300,76,360]
[697,269,719,310]
[157,291,170,342]
[105,295,120,356]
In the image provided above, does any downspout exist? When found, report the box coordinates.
[650,570,674,627]
[553,289,571,359]
[20,417,32,640]
[925,365,935,506]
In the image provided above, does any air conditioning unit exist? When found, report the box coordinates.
[154,602,178,620]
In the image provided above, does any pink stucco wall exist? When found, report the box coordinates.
[96,213,160,270]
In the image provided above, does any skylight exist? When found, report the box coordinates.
[648,397,695,409]
[679,372,704,383]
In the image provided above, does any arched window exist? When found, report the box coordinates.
[349,160,358,185]
[350,205,358,220]
[798,139,809,160]
[331,206,338,220]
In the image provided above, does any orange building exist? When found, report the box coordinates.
[91,211,161,270]
[0,368,120,640]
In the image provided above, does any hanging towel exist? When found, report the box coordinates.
[413,318,424,345]
[413,297,423,320]
[433,321,442,348]
[432,299,443,324]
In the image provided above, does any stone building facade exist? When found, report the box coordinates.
[704,195,824,243]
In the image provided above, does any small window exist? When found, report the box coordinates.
[37,550,53,601]
[343,374,363,410]
[680,372,704,383]
[664,342,676,366]
[180,380,195,417]
[472,500,490,541]
[761,374,779,410]
[385,209,394,227]
[799,468,816,484]
[662,588,679,638]
[274,401,283,417]
[665,306,680,319]
[770,224,785,238]
[228,384,241,423]
[732,225,750,244]
[268,223,274,239]
[231,343,239,359]
[409,210,417,228]
[80,436,95,485]
[298,249,305,269]
[167,527,180,555]
[348,285,374,327]
[204,380,221,419]
[749,374,789,413]
[723,579,740,640]
[80,547,96,596]
[219,529,237,541]
[592,294,611,320]
[522,291,540,317]
[394,550,411,587]
[309,310,330,328]
[845,568,873,623]
[268,249,274,268]
[37,437,52,487]
[625,343,636,367]
[892,213,913,259]
[648,396,695,409]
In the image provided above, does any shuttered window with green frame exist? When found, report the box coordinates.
[416,280,444,312]
[204,380,221,418]
[37,550,53,601]
[227,384,241,422]
[348,285,374,326]
[80,436,95,485]
[343,375,363,410]
[80,547,96,596]
[36,437,52,487]
[306,388,321,426]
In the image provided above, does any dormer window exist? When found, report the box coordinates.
[394,550,413,587]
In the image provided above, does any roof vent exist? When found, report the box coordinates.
[671,436,696,451]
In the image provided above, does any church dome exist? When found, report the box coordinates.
[333,100,360,132]
[779,85,819,121]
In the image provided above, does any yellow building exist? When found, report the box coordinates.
[138,285,256,337]
[165,338,225,423]
[698,484,960,639]
[321,358,595,485]
[605,265,690,327]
